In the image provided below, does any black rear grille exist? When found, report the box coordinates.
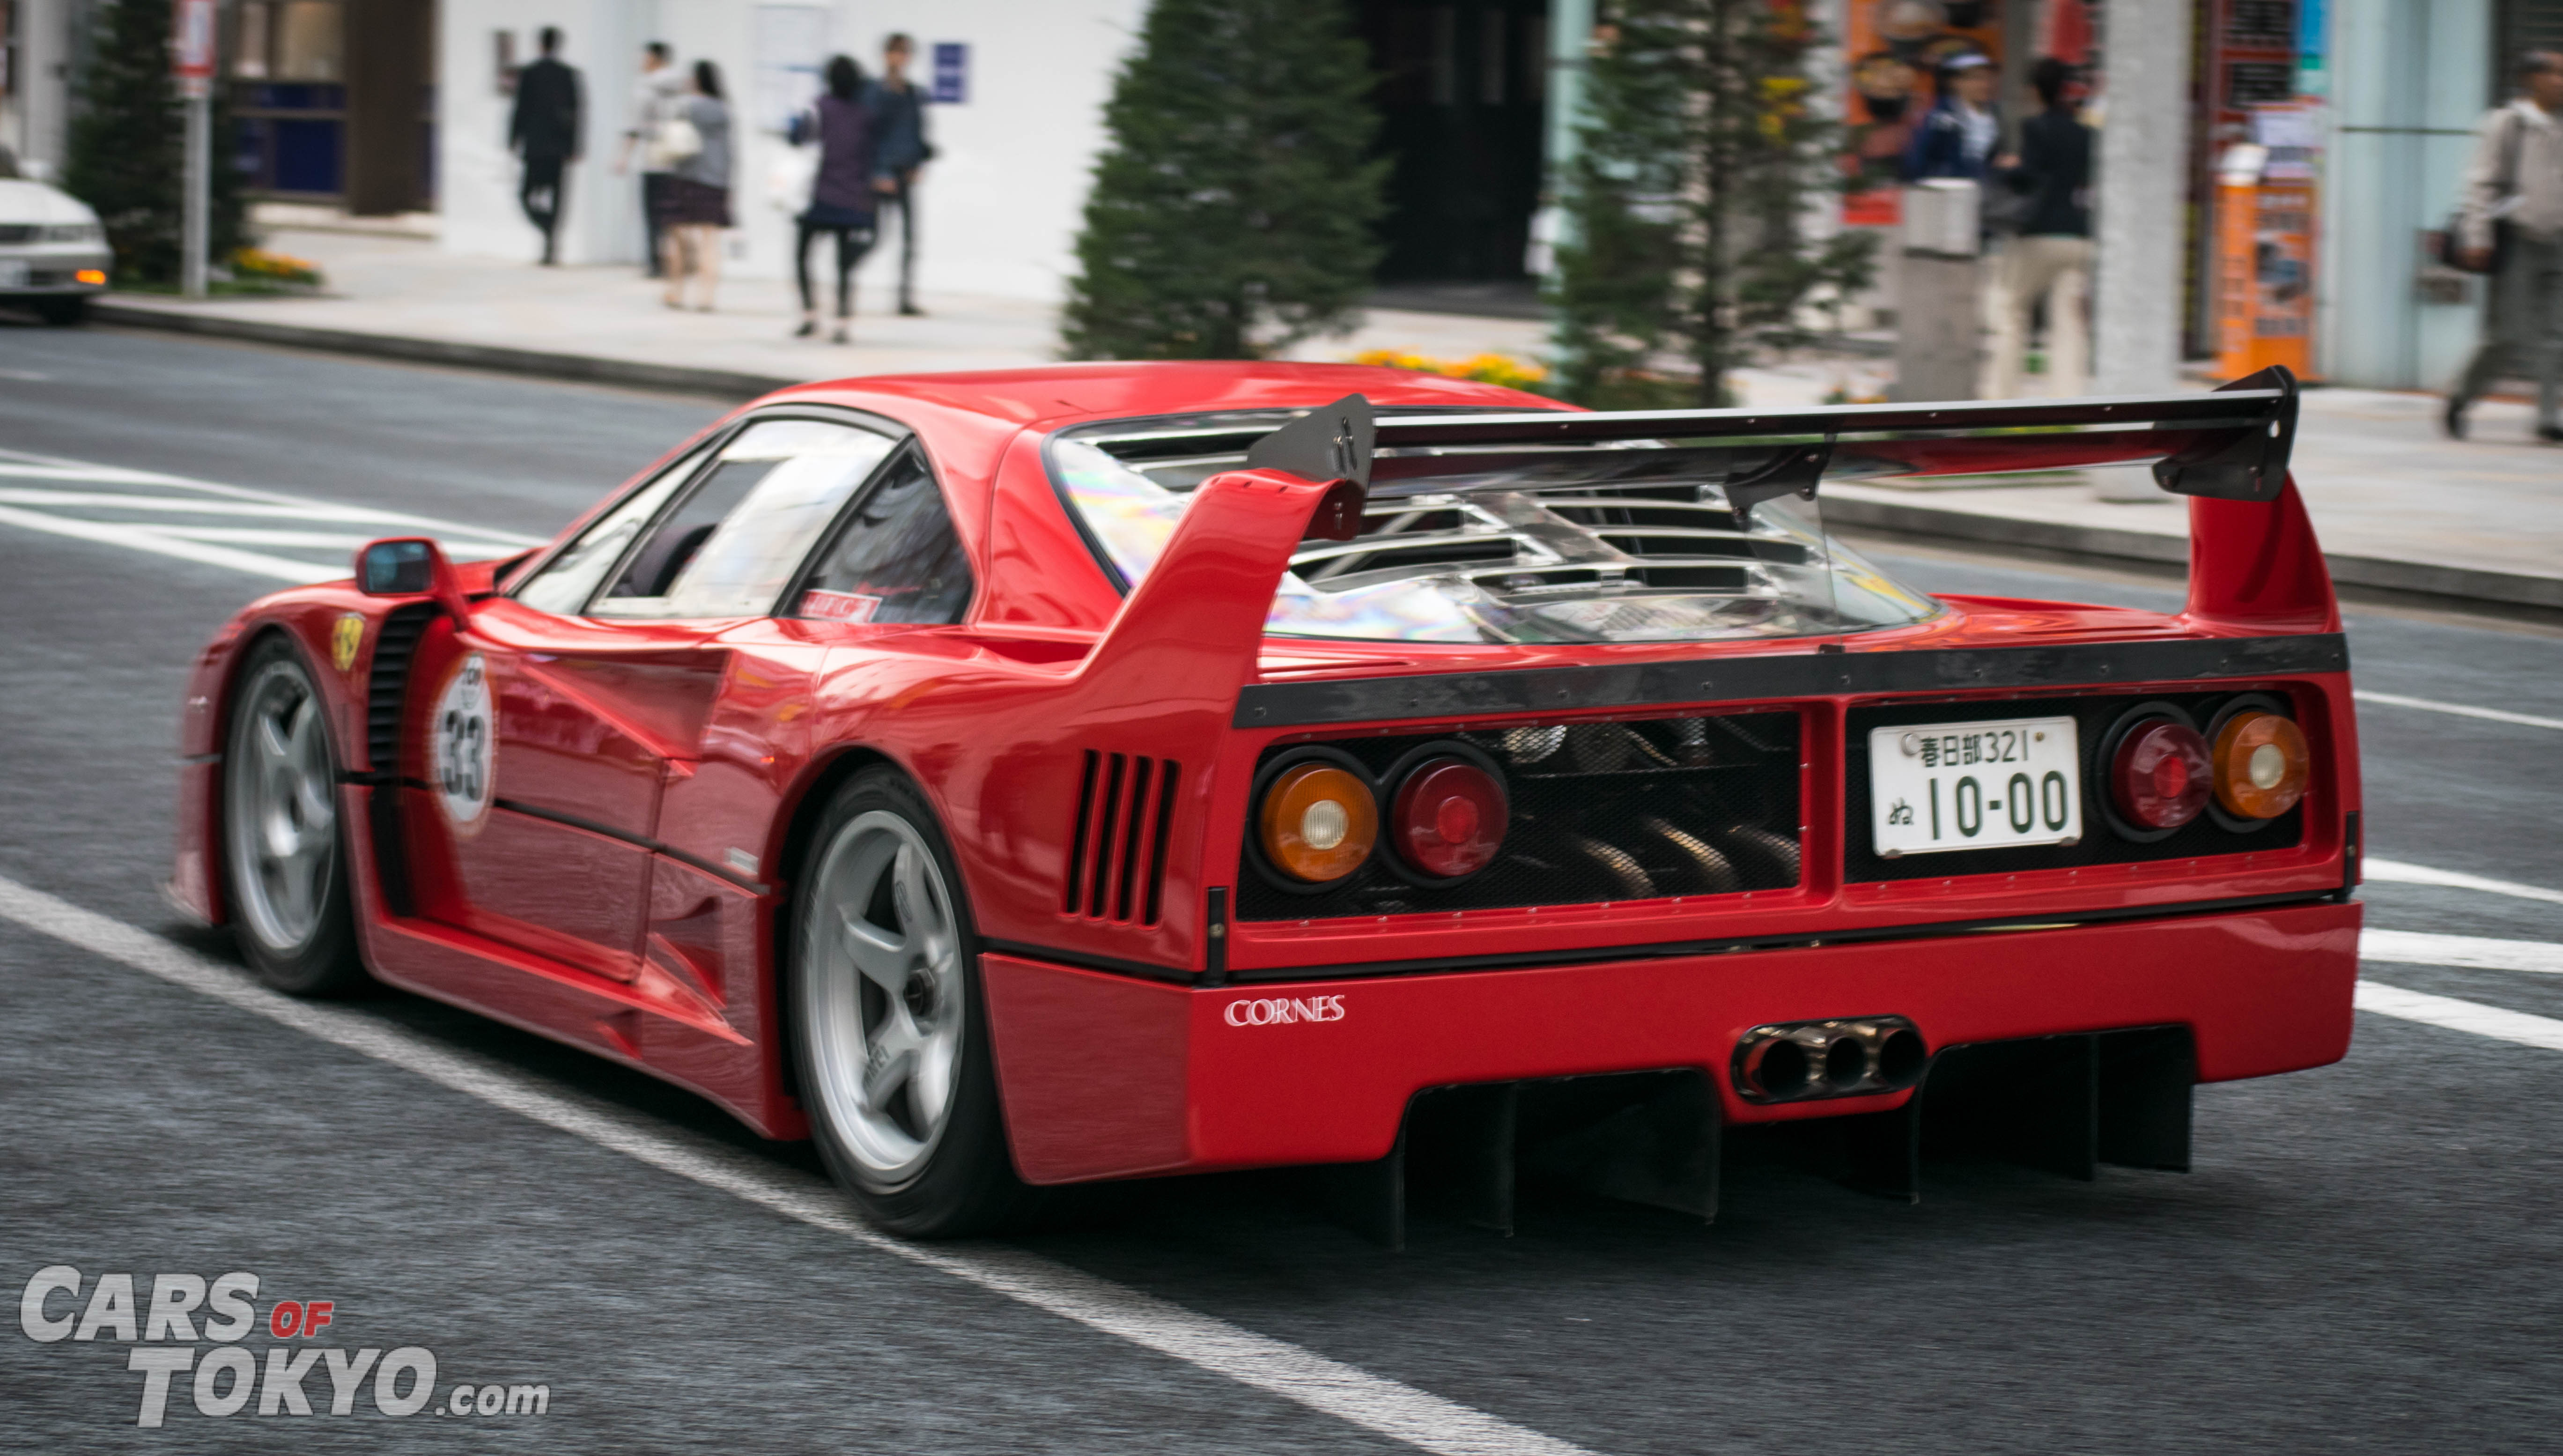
[363,604,438,774]
[1064,750,1180,924]
[1236,712,1802,921]
[1844,691,2304,882]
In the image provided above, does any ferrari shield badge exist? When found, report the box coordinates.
[330,613,364,673]
[430,652,494,831]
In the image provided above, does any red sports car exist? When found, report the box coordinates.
[171,362,2360,1240]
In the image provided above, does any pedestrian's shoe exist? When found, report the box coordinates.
[898,302,924,318]
[830,325,850,345]
[794,318,817,339]
[2443,394,2469,439]
[2539,421,2563,443]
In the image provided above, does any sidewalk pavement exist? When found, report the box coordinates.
[88,226,2561,615]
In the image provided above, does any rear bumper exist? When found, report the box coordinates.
[979,897,2360,1185]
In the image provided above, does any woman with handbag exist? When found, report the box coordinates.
[657,61,734,312]
[789,56,879,343]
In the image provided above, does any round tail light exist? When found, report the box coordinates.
[2213,710,2309,819]
[1389,757,1508,880]
[1258,764,1377,883]
[2111,718,2211,830]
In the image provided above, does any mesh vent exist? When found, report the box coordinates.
[1064,750,1180,925]
[1237,712,1802,922]
[1843,691,2305,882]
[363,604,438,774]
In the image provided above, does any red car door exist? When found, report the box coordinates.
[409,413,903,987]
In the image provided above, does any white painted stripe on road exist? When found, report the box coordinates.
[0,875,1592,1456]
[2364,857,2563,907]
[0,502,343,583]
[2362,929,2563,975]
[2356,981,2563,1053]
[2354,689,2563,733]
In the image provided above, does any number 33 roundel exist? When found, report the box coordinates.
[430,652,494,831]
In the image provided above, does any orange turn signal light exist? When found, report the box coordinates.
[74,269,107,285]
[1258,764,1377,883]
[2212,710,2308,820]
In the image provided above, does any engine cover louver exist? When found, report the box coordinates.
[1064,750,1180,925]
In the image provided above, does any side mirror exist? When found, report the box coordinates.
[355,537,472,627]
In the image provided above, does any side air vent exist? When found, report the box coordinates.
[364,603,439,773]
[1064,750,1181,925]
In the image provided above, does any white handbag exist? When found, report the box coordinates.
[648,112,702,171]
[767,141,819,214]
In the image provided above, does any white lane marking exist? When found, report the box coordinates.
[2362,930,2563,976]
[152,526,528,553]
[2364,858,2563,908]
[2356,982,2563,1053]
[0,487,537,537]
[0,874,1592,1456]
[2354,690,2563,734]
[0,502,343,583]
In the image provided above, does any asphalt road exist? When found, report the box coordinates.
[3,323,2559,1452]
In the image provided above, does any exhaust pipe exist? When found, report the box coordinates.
[1733,1016,1928,1103]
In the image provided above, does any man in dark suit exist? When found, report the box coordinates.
[510,28,583,265]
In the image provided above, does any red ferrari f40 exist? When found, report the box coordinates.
[172,362,2360,1240]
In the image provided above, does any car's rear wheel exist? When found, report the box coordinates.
[790,768,1034,1236]
[33,296,87,326]
[222,635,367,995]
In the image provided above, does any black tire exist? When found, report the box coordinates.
[221,634,369,995]
[33,296,87,327]
[787,767,1037,1236]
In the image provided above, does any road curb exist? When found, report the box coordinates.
[89,300,795,400]
[1825,494,2563,616]
[88,299,2563,616]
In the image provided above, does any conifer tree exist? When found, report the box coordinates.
[63,0,247,285]
[1062,0,1389,360]
[1549,0,1875,407]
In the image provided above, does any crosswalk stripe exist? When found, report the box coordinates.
[2362,929,2563,976]
[2364,858,2563,907]
[2356,982,2563,1053]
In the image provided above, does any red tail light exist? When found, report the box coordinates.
[2112,719,2212,830]
[1389,757,1508,879]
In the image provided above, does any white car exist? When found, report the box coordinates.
[0,153,112,325]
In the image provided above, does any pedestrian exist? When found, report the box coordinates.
[1902,52,2001,184]
[509,27,583,266]
[615,41,684,279]
[791,56,879,343]
[1984,58,2093,398]
[2446,48,2563,441]
[658,60,733,313]
[868,34,932,317]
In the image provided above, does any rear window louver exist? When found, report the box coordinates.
[364,604,439,774]
[1064,750,1179,925]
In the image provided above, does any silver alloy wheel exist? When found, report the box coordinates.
[801,809,967,1183]
[224,658,338,952]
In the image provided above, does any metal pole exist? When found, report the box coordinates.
[181,86,210,299]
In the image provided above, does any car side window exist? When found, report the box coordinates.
[589,417,898,620]
[791,448,975,625]
[510,445,709,615]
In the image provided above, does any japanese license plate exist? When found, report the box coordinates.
[1869,717,2082,857]
[0,260,27,288]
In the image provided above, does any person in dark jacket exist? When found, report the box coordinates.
[868,34,931,317]
[509,28,583,266]
[1902,52,2001,184]
[791,56,879,343]
[1986,58,2093,397]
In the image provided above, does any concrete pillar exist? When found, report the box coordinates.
[9,0,74,173]
[2092,0,2194,394]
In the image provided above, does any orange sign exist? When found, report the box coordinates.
[2214,177,2315,379]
